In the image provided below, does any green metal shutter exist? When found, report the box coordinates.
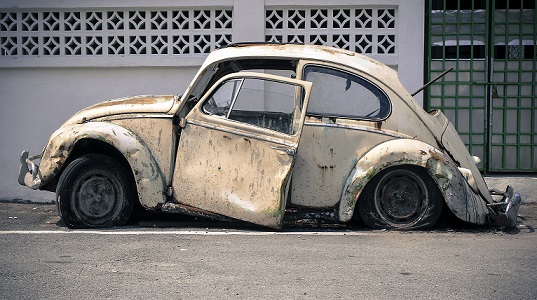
[426,0,536,173]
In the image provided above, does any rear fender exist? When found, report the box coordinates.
[425,157,489,224]
[338,139,490,224]
[38,122,166,208]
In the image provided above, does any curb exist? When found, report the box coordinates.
[0,198,55,204]
[484,176,536,204]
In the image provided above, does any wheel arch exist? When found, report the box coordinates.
[40,122,167,209]
[57,153,135,228]
[338,139,489,225]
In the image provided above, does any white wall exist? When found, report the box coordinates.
[0,0,425,202]
[0,67,198,201]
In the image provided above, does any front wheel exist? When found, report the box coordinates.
[56,154,134,228]
[357,166,442,230]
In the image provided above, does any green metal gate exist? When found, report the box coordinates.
[427,0,536,173]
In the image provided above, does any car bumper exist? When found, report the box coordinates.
[18,149,43,190]
[488,186,522,228]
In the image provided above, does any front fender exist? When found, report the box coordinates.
[338,139,490,224]
[37,122,166,208]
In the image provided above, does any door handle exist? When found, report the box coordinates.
[269,146,296,156]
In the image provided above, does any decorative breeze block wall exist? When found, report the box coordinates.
[265,8,397,55]
[0,9,233,57]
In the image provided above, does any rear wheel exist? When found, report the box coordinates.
[56,154,134,228]
[358,166,442,230]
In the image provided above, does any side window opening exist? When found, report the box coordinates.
[303,65,390,120]
[188,58,297,105]
[202,77,303,135]
[203,79,242,116]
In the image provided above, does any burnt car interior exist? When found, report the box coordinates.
[185,57,392,130]
[187,58,298,104]
[183,58,301,135]
[202,77,300,135]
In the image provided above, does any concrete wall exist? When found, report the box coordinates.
[1,67,199,201]
[0,0,425,202]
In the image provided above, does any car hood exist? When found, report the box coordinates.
[426,109,492,202]
[63,95,177,125]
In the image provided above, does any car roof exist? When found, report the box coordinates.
[202,43,402,90]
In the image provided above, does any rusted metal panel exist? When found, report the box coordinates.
[338,139,490,223]
[441,121,493,202]
[289,59,443,210]
[111,117,175,187]
[172,72,312,228]
[426,158,489,224]
[19,95,176,207]
[173,123,294,228]
[63,95,176,125]
[24,122,167,208]
[291,118,395,208]
[161,202,234,222]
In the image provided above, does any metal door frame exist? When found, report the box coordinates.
[425,0,536,173]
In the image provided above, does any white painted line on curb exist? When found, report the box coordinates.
[0,230,378,236]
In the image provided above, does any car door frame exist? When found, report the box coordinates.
[172,72,312,228]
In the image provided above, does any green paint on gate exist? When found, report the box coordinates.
[426,0,536,173]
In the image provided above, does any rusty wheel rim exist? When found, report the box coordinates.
[374,168,428,226]
[71,169,124,225]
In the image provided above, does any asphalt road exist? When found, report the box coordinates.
[1,202,536,300]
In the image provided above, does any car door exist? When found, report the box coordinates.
[172,72,312,228]
[290,62,394,208]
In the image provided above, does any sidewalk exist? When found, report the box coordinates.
[484,176,537,204]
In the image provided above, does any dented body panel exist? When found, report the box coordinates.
[19,44,520,229]
[63,95,176,125]
[338,139,490,225]
[173,72,311,228]
[19,95,175,208]
[24,122,168,208]
[291,118,396,208]
[173,122,294,228]
[111,117,176,188]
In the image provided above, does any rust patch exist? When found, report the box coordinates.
[90,96,172,108]
[161,202,232,222]
[318,46,355,56]
[429,148,447,163]
[428,109,440,116]
[317,165,335,170]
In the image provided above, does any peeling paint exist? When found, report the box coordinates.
[19,44,506,229]
[339,139,449,222]
[171,72,311,229]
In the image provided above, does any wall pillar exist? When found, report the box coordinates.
[232,0,265,43]
[397,0,425,105]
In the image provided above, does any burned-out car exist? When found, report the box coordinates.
[19,43,521,229]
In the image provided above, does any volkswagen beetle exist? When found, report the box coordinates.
[19,43,521,229]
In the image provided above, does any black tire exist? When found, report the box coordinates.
[357,166,442,230]
[56,154,134,228]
